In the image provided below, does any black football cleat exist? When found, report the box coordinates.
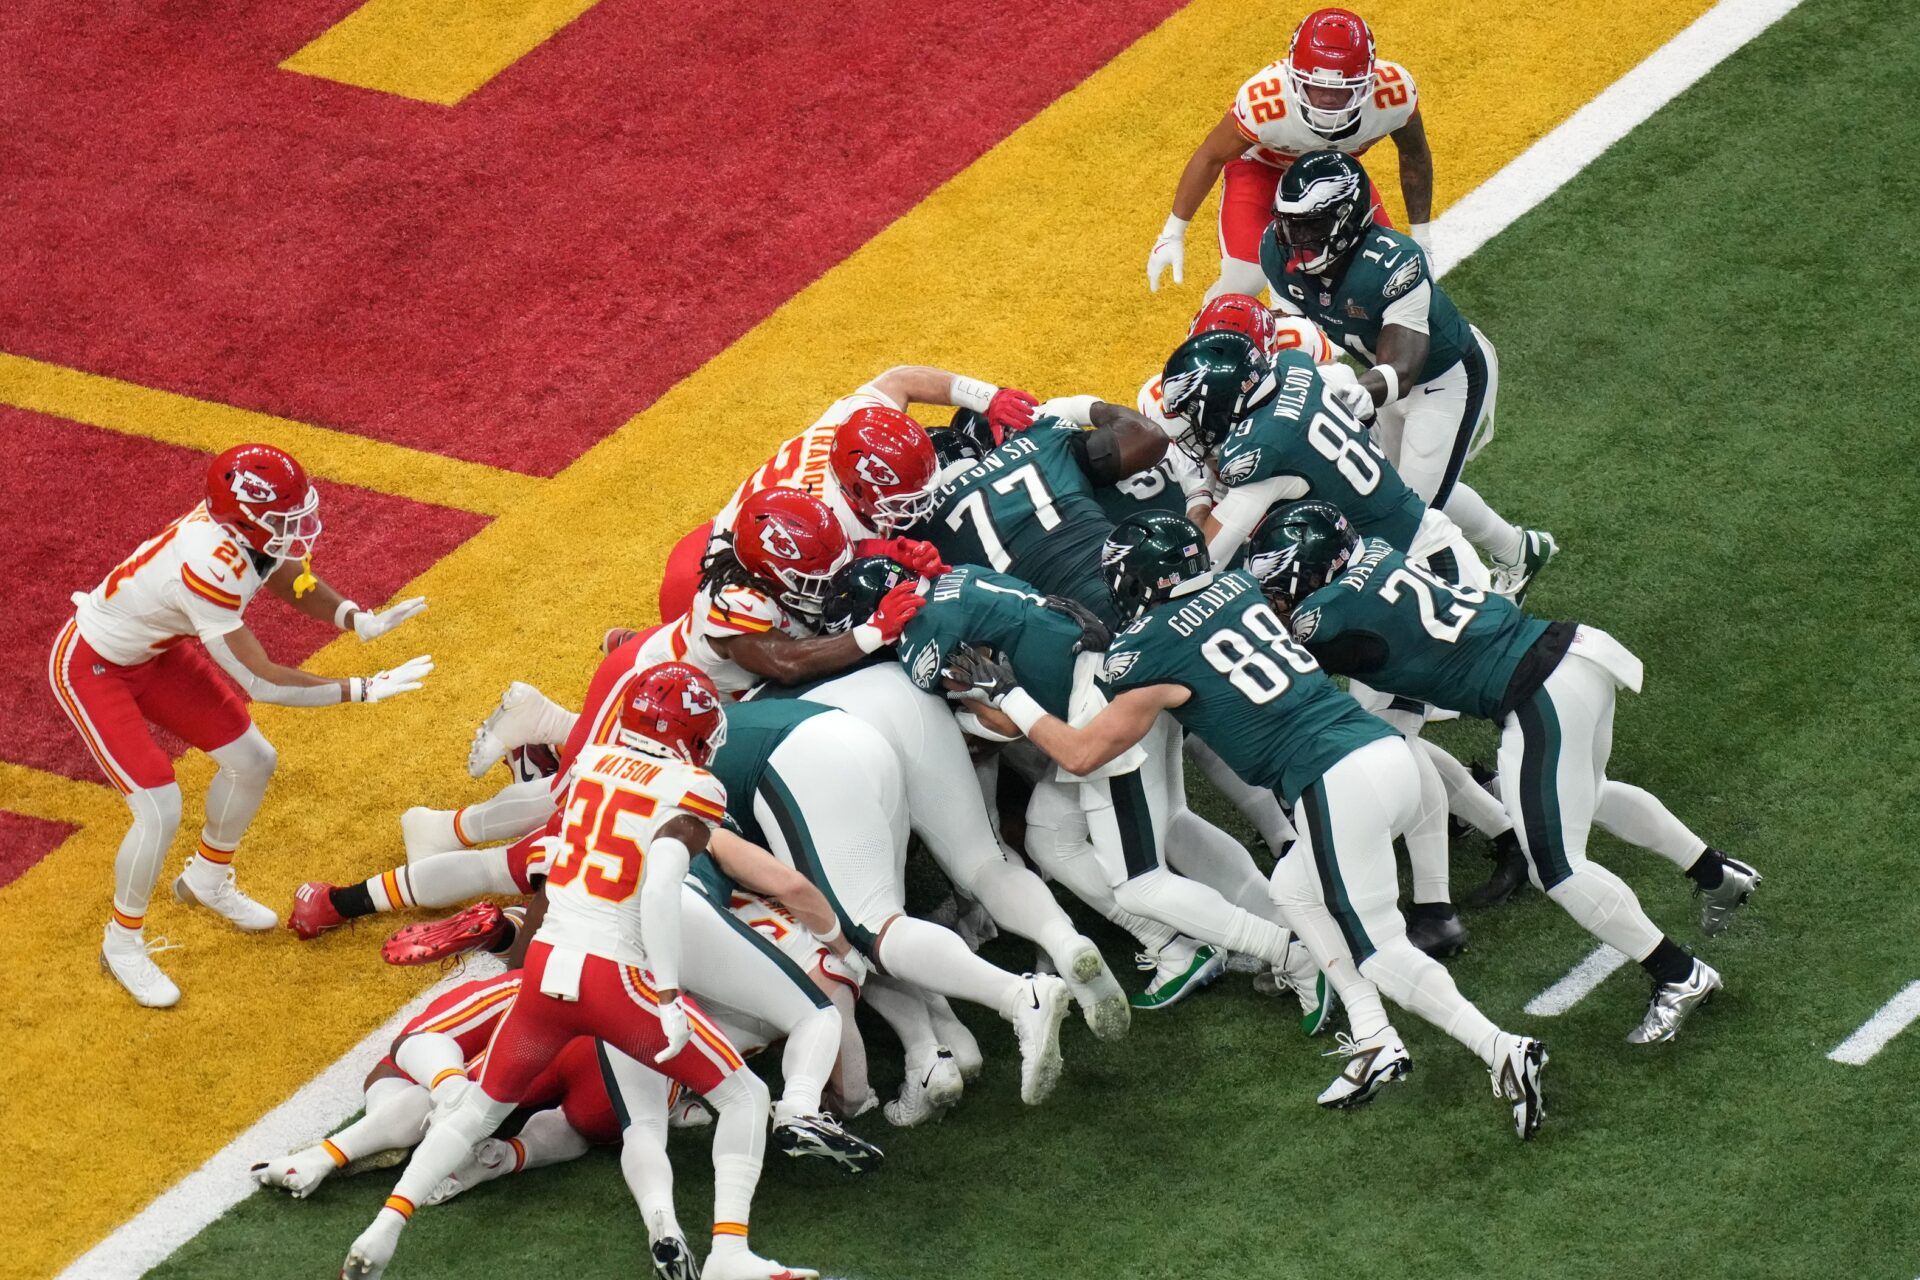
[1405,904,1468,958]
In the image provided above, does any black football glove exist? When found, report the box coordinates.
[1041,594,1112,654]
[941,643,1020,707]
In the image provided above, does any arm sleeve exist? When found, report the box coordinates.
[1207,475,1306,568]
[639,833,693,992]
[1381,278,1433,336]
[201,632,345,707]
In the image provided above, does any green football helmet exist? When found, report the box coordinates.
[1102,511,1213,623]
[1247,499,1360,610]
[1273,150,1371,274]
[820,556,918,635]
[1159,330,1271,464]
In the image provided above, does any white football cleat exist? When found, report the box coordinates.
[1491,1034,1549,1140]
[927,1002,984,1081]
[467,681,573,779]
[884,1047,964,1127]
[1316,1027,1411,1110]
[251,1145,339,1198]
[425,1137,514,1205]
[100,928,180,1008]
[1007,973,1071,1106]
[702,1249,818,1280]
[173,870,277,931]
[341,1211,403,1279]
[1061,936,1131,1042]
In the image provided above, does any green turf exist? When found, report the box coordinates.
[153,2,1920,1276]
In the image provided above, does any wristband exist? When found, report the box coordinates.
[349,677,365,703]
[1002,688,1047,735]
[1159,213,1190,241]
[1369,364,1401,405]
[950,375,997,414]
[334,599,359,629]
[815,918,842,944]
[853,623,886,655]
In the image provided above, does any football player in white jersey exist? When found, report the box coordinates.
[50,443,432,1008]
[343,663,816,1280]
[656,366,1039,621]
[1146,7,1433,300]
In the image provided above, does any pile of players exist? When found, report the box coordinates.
[244,149,1760,1280]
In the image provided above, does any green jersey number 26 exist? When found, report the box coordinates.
[1201,601,1320,703]
[1378,561,1486,643]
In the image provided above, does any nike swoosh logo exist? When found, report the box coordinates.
[1381,254,1403,269]
[921,1066,937,1088]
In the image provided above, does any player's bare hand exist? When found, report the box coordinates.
[655,996,691,1063]
[358,655,434,703]
[352,596,426,641]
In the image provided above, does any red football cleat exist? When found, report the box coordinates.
[382,902,508,966]
[287,882,345,940]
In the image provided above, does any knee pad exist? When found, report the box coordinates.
[705,1067,769,1115]
[215,727,278,784]
[128,782,184,832]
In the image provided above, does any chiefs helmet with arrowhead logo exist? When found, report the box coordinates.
[831,406,938,535]
[1286,8,1377,140]
[1189,294,1282,356]
[730,488,852,618]
[616,662,728,767]
[205,443,321,561]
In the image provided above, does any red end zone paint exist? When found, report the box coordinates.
[0,812,78,890]
[0,0,1185,475]
[0,412,487,782]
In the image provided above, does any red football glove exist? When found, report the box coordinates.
[986,387,1040,441]
[867,581,926,643]
[857,537,949,578]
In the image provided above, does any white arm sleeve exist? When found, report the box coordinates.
[201,633,345,707]
[1207,476,1306,569]
[1381,279,1432,335]
[639,834,692,992]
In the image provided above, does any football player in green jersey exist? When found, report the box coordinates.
[909,396,1169,629]
[947,512,1548,1136]
[896,564,1325,1018]
[709,700,1074,1104]
[1252,501,1760,1044]
[1261,149,1555,598]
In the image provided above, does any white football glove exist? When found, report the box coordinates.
[821,948,869,991]
[1146,214,1189,293]
[356,655,434,703]
[654,996,691,1064]
[1329,380,1378,423]
[351,596,427,641]
[1035,394,1099,427]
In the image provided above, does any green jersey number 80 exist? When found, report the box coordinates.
[1200,602,1321,703]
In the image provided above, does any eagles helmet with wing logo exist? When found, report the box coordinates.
[1272,150,1372,274]
[1102,511,1213,623]
[1159,330,1271,465]
[819,555,920,636]
[1247,499,1360,611]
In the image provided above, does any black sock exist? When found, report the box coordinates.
[1640,937,1693,985]
[1407,901,1455,921]
[1492,830,1523,863]
[330,882,375,919]
[1685,848,1727,890]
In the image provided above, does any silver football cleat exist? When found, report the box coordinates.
[1627,958,1722,1044]
[1316,1027,1411,1110]
[1491,1035,1548,1140]
[1698,855,1761,935]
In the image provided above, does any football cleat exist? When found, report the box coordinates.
[1131,940,1226,1010]
[669,1092,715,1129]
[382,902,509,966]
[1627,958,1722,1045]
[1491,1035,1549,1140]
[252,1145,341,1198]
[173,869,278,931]
[466,681,575,779]
[1316,1027,1411,1110]
[1490,529,1558,603]
[884,1047,964,1128]
[341,1210,403,1279]
[772,1113,884,1173]
[1008,973,1071,1106]
[701,1250,818,1280]
[650,1231,701,1280]
[926,1004,983,1081]
[1697,854,1761,936]
[1463,833,1530,910]
[287,882,347,941]
[100,928,181,1008]
[1279,937,1338,1035]
[1062,936,1131,1042]
[1405,904,1468,959]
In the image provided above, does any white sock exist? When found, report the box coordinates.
[824,980,870,1114]
[1164,809,1282,919]
[394,848,521,908]
[960,858,1084,973]
[1404,745,1453,905]
[1186,736,1295,854]
[1443,482,1524,564]
[324,1078,431,1165]
[861,973,942,1060]
[875,917,1022,1014]
[199,727,276,853]
[1114,867,1292,965]
[1594,781,1706,870]
[393,1032,469,1100]
[388,1087,515,1207]
[1361,939,1503,1066]
[453,779,555,846]
[704,1070,769,1249]
[1545,862,1667,962]
[772,1003,840,1119]
[620,1111,680,1240]
[508,1108,592,1171]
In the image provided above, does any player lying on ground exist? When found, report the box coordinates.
[51,442,431,1008]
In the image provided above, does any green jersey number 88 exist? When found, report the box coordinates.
[1200,601,1320,703]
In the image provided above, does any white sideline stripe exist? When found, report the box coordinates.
[1827,981,1920,1066]
[57,957,502,1280]
[69,0,1810,1274]
[1429,0,1806,278]
[1525,945,1631,1016]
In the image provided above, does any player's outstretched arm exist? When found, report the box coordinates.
[707,829,852,958]
[716,580,924,683]
[867,366,1038,436]
[943,647,1185,775]
[1149,112,1248,292]
[265,560,427,641]
[203,625,432,706]
[1390,108,1435,249]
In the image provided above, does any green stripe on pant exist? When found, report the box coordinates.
[757,772,878,954]
[1300,777,1375,963]
[1108,770,1163,881]
[1514,687,1573,887]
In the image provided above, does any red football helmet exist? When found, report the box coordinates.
[731,488,852,617]
[831,407,938,535]
[1189,294,1282,355]
[616,662,727,767]
[1287,8,1377,139]
[205,443,320,560]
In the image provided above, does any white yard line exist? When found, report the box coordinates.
[68,1,1811,1275]
[1524,945,1632,1016]
[1827,981,1920,1066]
[58,957,500,1280]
